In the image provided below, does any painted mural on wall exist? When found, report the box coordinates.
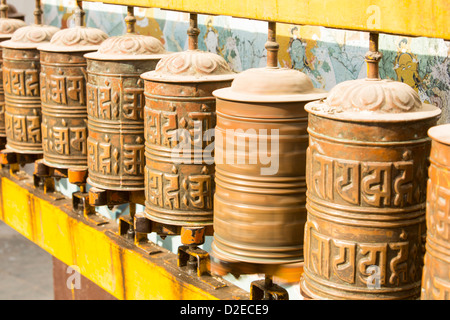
[380,36,450,123]
[42,0,450,124]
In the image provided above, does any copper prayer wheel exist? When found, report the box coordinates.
[210,22,327,274]
[85,7,167,191]
[37,2,108,170]
[0,0,26,145]
[421,124,450,300]
[299,76,441,299]
[1,1,59,153]
[140,14,235,228]
[300,34,442,300]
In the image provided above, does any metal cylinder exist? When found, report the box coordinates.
[300,78,441,300]
[421,124,450,300]
[211,67,327,269]
[140,49,235,227]
[0,12,26,141]
[37,26,108,169]
[1,24,59,153]
[85,31,167,191]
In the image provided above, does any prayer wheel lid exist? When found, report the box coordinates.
[85,33,167,61]
[0,17,26,40]
[140,49,236,83]
[37,26,108,52]
[1,24,59,49]
[306,78,441,122]
[213,67,327,103]
[428,123,450,146]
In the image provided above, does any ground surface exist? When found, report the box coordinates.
[0,221,53,300]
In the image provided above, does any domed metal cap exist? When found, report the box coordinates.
[213,67,327,102]
[141,49,236,83]
[38,26,108,52]
[428,124,450,146]
[327,78,422,113]
[85,33,167,60]
[306,78,441,122]
[1,24,59,49]
[0,17,26,40]
[0,0,26,40]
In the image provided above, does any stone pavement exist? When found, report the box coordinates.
[0,221,53,300]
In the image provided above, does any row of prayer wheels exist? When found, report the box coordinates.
[0,0,449,300]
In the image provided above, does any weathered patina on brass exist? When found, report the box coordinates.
[1,0,59,154]
[85,7,167,191]
[421,123,450,300]
[210,22,327,276]
[0,0,26,147]
[37,2,108,170]
[300,34,442,300]
[140,14,235,229]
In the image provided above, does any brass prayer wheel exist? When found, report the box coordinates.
[421,124,450,300]
[0,0,26,144]
[1,1,59,153]
[210,22,327,272]
[211,68,327,270]
[299,78,441,300]
[140,15,235,228]
[85,7,167,191]
[37,3,108,170]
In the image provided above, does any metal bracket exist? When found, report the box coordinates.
[250,276,289,300]
[89,188,149,253]
[119,214,162,254]
[118,214,135,240]
[72,191,91,216]
[33,159,55,193]
[0,149,41,178]
[177,226,210,276]
[173,247,227,289]
[178,245,210,277]
[133,213,217,277]
[89,187,130,207]
[88,187,145,206]
[73,190,109,226]
[32,160,69,202]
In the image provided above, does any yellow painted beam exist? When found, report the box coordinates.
[84,0,450,40]
[0,174,249,300]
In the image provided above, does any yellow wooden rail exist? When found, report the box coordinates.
[84,0,450,40]
[0,173,249,300]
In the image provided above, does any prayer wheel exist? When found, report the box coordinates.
[0,0,26,145]
[210,23,327,272]
[140,15,235,228]
[1,0,58,153]
[85,7,167,191]
[37,2,108,170]
[421,124,450,300]
[300,33,442,300]
[300,78,441,300]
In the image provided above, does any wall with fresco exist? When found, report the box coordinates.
[41,0,450,124]
[40,1,449,123]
